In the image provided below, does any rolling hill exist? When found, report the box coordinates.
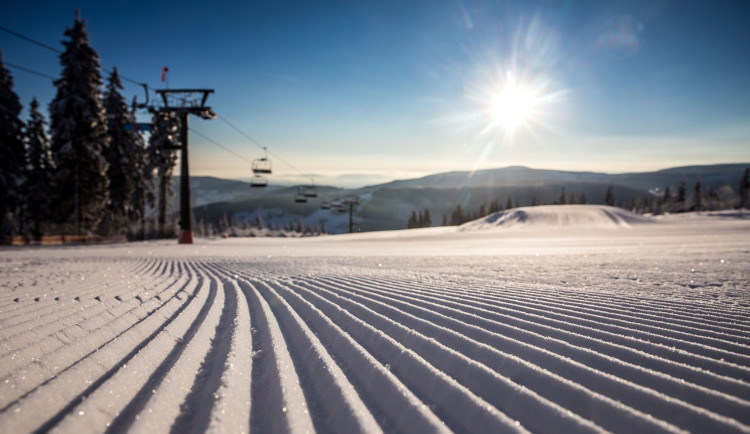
[177,163,749,233]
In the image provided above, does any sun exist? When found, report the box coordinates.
[488,74,539,134]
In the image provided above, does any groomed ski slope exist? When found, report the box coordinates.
[1,207,749,433]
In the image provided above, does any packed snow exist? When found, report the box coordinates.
[1,206,749,433]
[461,205,654,231]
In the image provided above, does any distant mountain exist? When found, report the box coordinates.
[179,163,749,234]
[373,164,747,191]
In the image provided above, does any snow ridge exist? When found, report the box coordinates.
[460,205,654,230]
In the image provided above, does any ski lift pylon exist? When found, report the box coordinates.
[252,147,273,175]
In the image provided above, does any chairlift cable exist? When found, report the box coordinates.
[0,25,152,90]
[3,26,318,198]
[218,114,306,176]
[3,61,57,80]
[189,128,256,165]
[0,26,62,54]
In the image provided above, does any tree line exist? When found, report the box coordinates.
[409,173,750,228]
[0,13,180,243]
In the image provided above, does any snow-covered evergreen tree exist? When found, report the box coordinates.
[24,98,55,238]
[49,12,110,234]
[102,67,147,235]
[148,110,180,235]
[0,50,26,239]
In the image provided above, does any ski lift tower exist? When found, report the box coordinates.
[155,89,216,244]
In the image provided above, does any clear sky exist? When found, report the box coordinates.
[2,0,749,187]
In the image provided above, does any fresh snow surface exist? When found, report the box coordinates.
[1,209,749,433]
[461,205,653,231]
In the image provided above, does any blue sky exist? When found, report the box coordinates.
[2,0,749,187]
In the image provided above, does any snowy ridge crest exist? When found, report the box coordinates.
[460,205,653,231]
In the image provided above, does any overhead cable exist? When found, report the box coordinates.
[0,25,151,89]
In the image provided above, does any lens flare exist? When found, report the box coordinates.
[488,72,540,134]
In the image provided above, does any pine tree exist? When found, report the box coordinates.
[451,204,465,225]
[558,187,566,205]
[149,111,180,236]
[24,98,55,238]
[505,196,513,210]
[478,203,487,218]
[705,185,719,211]
[407,210,417,229]
[0,50,26,239]
[489,198,501,213]
[662,186,672,212]
[102,67,144,235]
[49,12,110,234]
[578,192,587,204]
[604,186,615,206]
[691,181,702,212]
[739,168,750,209]
[422,208,432,227]
[676,181,686,212]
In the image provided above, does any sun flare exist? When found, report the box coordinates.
[488,73,539,134]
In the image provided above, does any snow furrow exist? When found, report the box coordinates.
[248,277,384,433]
[305,277,750,431]
[364,274,750,329]
[225,272,451,433]
[0,269,189,382]
[334,275,750,391]
[362,275,750,357]
[0,265,179,359]
[123,270,227,433]
[0,263,203,433]
[279,278,607,433]
[348,275,750,378]
[240,279,316,433]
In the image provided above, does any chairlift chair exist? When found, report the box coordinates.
[250,175,267,188]
[294,186,308,203]
[303,179,318,198]
[252,147,273,175]
[321,202,331,210]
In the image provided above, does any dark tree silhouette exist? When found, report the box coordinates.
[24,98,55,238]
[0,50,26,239]
[49,12,110,234]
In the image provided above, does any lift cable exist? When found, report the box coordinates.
[189,128,255,165]
[3,61,57,81]
[217,114,306,176]
[0,26,61,54]
[2,26,314,184]
[0,25,152,89]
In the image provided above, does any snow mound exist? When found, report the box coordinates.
[460,205,653,231]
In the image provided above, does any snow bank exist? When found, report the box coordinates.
[460,205,654,231]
